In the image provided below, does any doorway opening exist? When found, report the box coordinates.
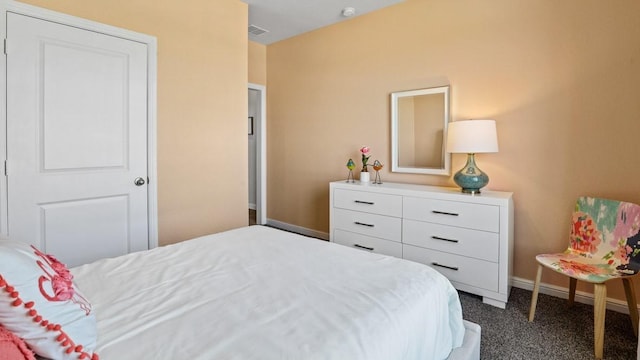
[248,83,266,225]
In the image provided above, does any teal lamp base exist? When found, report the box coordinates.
[453,153,489,194]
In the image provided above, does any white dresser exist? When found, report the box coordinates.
[329,181,514,308]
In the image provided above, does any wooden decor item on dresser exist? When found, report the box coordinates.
[329,181,514,308]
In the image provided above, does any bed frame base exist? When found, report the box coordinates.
[447,320,481,360]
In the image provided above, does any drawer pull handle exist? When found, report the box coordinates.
[354,244,374,251]
[432,210,459,216]
[432,236,459,243]
[354,221,375,228]
[355,200,375,205]
[432,262,459,271]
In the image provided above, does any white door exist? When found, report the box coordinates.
[6,13,149,267]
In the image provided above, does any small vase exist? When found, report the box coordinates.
[359,171,370,184]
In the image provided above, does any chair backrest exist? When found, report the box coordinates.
[569,197,640,273]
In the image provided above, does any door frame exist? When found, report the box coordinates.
[248,83,266,225]
[0,0,159,248]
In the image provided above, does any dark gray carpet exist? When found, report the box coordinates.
[459,287,637,359]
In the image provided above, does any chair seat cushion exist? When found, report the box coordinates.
[536,252,637,283]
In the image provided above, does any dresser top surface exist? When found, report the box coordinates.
[330,181,513,202]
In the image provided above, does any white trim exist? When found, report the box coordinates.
[0,4,7,236]
[0,0,159,250]
[146,35,159,249]
[511,276,635,315]
[2,1,152,44]
[266,219,329,241]
[248,83,266,225]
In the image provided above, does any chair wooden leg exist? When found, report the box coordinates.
[529,264,543,322]
[568,277,577,307]
[622,278,639,337]
[593,284,606,360]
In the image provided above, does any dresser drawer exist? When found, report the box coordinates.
[333,208,401,242]
[403,219,499,262]
[333,188,402,217]
[403,197,499,232]
[334,229,403,257]
[403,245,499,292]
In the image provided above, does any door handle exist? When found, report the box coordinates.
[134,177,146,186]
[432,262,459,271]
[354,244,374,251]
[432,210,459,216]
[432,236,459,243]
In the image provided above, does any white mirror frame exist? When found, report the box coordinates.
[391,85,451,175]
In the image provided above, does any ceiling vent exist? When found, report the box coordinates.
[248,24,269,36]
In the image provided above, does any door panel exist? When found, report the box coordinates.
[41,195,130,266]
[42,41,129,171]
[7,13,149,266]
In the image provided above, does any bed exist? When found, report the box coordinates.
[1,225,480,360]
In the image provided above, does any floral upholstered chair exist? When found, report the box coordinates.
[528,197,640,360]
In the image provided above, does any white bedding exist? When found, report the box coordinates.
[71,226,465,360]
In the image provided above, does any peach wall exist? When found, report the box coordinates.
[17,0,250,245]
[267,0,640,301]
[249,41,267,85]
[413,94,445,168]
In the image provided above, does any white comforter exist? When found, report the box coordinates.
[72,226,465,360]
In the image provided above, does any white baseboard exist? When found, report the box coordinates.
[266,219,329,241]
[511,276,635,315]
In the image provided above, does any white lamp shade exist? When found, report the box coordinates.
[446,119,499,154]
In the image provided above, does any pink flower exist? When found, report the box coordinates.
[570,212,601,254]
[616,243,633,265]
[360,146,371,170]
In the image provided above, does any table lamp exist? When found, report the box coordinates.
[446,120,499,194]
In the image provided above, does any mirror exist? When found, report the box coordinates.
[391,85,450,175]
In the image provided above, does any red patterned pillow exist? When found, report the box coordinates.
[0,240,98,360]
[0,324,35,360]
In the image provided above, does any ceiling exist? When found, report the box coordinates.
[243,0,405,45]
